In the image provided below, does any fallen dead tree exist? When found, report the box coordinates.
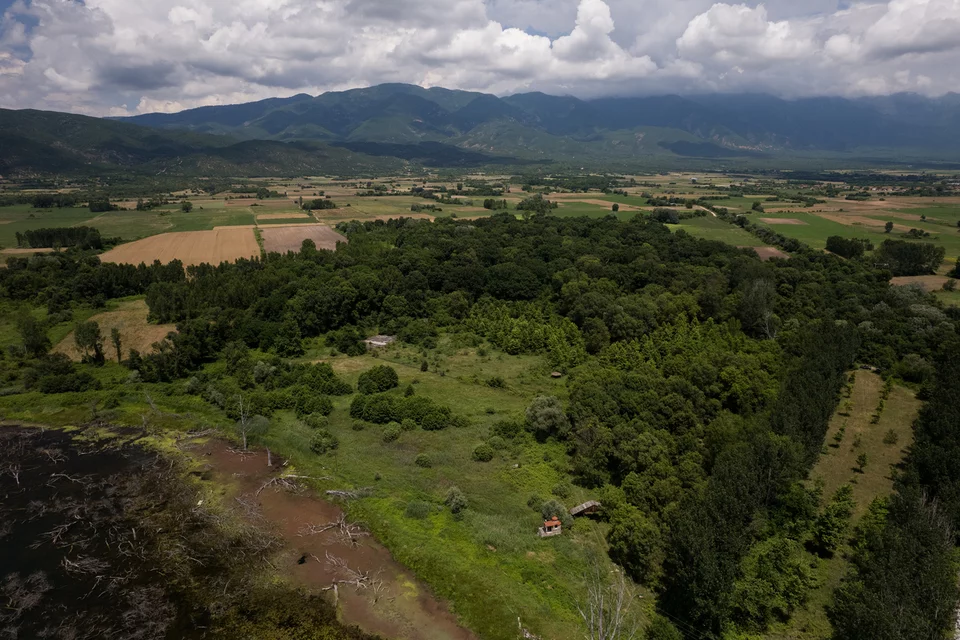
[297,513,369,546]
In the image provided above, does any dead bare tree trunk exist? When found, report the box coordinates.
[577,563,642,640]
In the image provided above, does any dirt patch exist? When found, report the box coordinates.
[760,218,807,225]
[53,299,175,361]
[99,228,260,267]
[201,441,476,640]
[890,275,950,291]
[741,246,791,261]
[258,212,311,220]
[261,225,348,253]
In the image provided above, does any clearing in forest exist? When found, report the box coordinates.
[744,246,791,261]
[766,371,921,640]
[99,228,260,267]
[260,225,347,253]
[53,299,176,362]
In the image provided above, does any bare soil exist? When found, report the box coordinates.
[817,213,913,232]
[201,442,476,640]
[742,246,791,260]
[261,225,348,253]
[99,228,260,267]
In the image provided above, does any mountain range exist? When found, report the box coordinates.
[5,84,960,177]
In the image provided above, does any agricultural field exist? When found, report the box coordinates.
[99,227,260,267]
[261,225,348,253]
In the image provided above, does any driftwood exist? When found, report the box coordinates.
[325,487,373,500]
[298,513,369,546]
[256,474,331,497]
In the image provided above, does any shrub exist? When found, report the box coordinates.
[472,443,495,462]
[382,423,401,443]
[362,394,398,424]
[415,454,432,468]
[351,421,367,431]
[445,486,468,515]
[358,365,400,394]
[448,414,471,429]
[400,418,418,432]
[486,376,506,389]
[310,430,339,455]
[420,360,429,372]
[303,413,329,430]
[492,419,523,439]
[487,435,507,450]
[527,495,543,511]
[404,500,432,519]
[421,408,451,431]
[296,394,333,417]
[883,429,899,445]
[540,499,572,528]
[551,482,572,499]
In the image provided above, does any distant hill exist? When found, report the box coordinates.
[116,84,960,164]
[0,106,519,178]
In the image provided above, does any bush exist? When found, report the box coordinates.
[296,394,333,417]
[382,423,401,443]
[527,495,544,511]
[351,421,367,431]
[310,430,339,455]
[415,454,432,468]
[492,419,523,439]
[485,376,506,388]
[883,429,899,445]
[525,396,571,439]
[487,435,507,450]
[421,408,451,431]
[304,413,329,430]
[472,443,495,462]
[400,418,418,432]
[404,500,433,519]
[540,499,571,528]
[445,486,468,515]
[358,365,400,394]
[551,482,572,499]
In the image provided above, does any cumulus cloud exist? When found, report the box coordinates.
[0,0,959,115]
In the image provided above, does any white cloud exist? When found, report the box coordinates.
[0,0,959,115]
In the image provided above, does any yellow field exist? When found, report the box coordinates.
[53,299,176,362]
[99,228,260,267]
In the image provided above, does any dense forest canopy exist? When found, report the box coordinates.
[1,212,958,639]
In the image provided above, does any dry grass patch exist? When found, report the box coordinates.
[53,299,176,362]
[99,228,260,267]
[741,246,790,261]
[890,275,950,291]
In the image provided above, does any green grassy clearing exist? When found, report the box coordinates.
[765,371,920,640]
[671,215,768,247]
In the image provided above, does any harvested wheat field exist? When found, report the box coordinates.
[261,225,347,253]
[890,275,950,291]
[760,218,807,225]
[54,299,176,362]
[258,212,311,220]
[99,228,260,267]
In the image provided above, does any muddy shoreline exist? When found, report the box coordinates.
[197,439,477,640]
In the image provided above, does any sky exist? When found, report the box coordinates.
[0,0,958,116]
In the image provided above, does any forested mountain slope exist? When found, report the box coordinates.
[117,84,960,162]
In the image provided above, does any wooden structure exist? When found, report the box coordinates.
[538,517,562,538]
[569,500,601,517]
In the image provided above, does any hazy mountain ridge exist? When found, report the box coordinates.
[117,84,960,160]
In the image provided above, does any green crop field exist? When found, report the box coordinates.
[671,215,768,247]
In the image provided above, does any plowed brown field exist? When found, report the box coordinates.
[99,228,260,267]
[261,225,347,253]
